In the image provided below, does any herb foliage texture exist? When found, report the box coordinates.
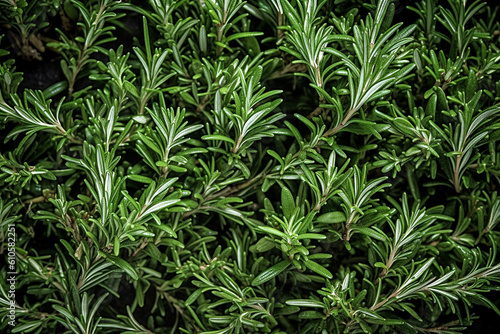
[1,0,500,333]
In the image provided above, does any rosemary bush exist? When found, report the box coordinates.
[1,0,500,333]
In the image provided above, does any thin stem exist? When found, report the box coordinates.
[474,227,489,245]
[268,62,307,80]
[343,213,356,242]
[182,173,265,219]
[206,173,264,201]
[313,186,330,211]
[139,95,148,115]
[453,155,462,193]
[68,1,107,97]
[323,107,358,138]
[276,13,284,44]
[160,290,202,333]
[56,123,82,144]
[414,321,461,333]
[369,289,399,311]
[216,10,229,57]
[196,94,211,112]
[232,135,242,154]
[315,65,322,87]
[131,238,148,257]
[68,49,86,98]
[380,248,396,278]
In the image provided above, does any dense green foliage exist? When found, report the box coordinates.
[1,0,500,333]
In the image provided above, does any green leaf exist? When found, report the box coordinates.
[202,134,236,145]
[285,299,325,308]
[43,81,68,99]
[252,259,291,286]
[225,31,264,43]
[258,226,287,239]
[299,310,324,319]
[250,237,276,253]
[124,80,140,98]
[154,223,177,237]
[101,252,138,280]
[127,174,154,184]
[466,69,477,102]
[141,199,180,217]
[113,236,120,256]
[185,288,204,306]
[11,322,42,333]
[297,233,327,240]
[317,212,346,224]
[303,260,333,279]
[352,226,388,242]
[281,187,295,220]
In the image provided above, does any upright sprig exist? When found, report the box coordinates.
[204,0,264,57]
[136,95,204,177]
[323,0,415,136]
[48,0,122,97]
[280,0,333,89]
[3,0,500,333]
[430,94,500,193]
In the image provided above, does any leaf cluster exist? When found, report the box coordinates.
[1,0,500,333]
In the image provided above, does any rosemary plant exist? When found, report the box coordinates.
[1,0,500,333]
